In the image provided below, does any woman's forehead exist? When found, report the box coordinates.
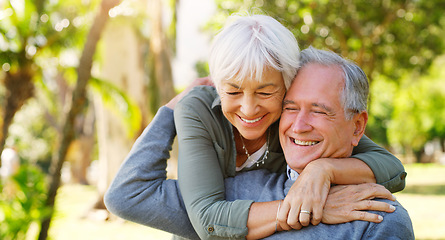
[221,70,284,90]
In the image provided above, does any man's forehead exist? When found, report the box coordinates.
[298,63,343,82]
[284,64,344,110]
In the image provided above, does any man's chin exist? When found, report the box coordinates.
[286,157,315,172]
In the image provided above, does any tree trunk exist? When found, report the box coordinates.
[440,137,445,153]
[147,0,175,115]
[414,147,425,164]
[94,18,149,211]
[38,0,121,239]
[0,67,34,168]
[67,106,95,185]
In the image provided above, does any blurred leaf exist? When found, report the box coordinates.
[211,0,445,82]
[0,164,50,240]
[195,60,209,78]
[89,77,142,138]
[388,56,445,153]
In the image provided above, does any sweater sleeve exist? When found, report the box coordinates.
[104,106,199,239]
[175,100,253,240]
[351,135,407,193]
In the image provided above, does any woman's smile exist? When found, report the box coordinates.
[240,115,264,123]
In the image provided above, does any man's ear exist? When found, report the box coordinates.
[351,111,368,146]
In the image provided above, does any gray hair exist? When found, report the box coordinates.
[299,46,369,120]
[209,14,300,91]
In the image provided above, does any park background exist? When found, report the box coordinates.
[1,0,444,239]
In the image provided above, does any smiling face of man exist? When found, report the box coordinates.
[279,63,367,173]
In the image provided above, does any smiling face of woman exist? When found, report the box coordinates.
[219,68,286,141]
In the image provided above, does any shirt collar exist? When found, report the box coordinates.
[211,93,222,109]
[287,165,300,181]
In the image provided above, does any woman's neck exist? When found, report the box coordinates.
[234,128,267,167]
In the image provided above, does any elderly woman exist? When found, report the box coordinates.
[174,14,405,239]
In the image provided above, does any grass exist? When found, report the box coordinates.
[41,163,445,240]
[47,184,172,240]
[394,163,445,240]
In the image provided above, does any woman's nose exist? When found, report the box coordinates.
[240,95,259,117]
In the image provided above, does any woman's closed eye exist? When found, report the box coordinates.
[226,91,241,96]
[258,92,272,96]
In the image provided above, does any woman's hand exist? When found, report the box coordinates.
[322,183,396,224]
[277,160,333,230]
[165,77,214,109]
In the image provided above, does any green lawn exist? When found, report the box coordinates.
[47,184,172,240]
[42,163,445,240]
[395,163,445,240]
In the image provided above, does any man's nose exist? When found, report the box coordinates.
[240,95,259,117]
[291,111,313,133]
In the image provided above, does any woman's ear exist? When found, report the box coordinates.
[351,111,368,146]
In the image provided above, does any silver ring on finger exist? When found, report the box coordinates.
[300,210,311,215]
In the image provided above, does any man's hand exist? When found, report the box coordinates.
[322,183,396,224]
[278,158,396,231]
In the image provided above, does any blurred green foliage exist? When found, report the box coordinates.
[1,0,143,168]
[7,98,56,172]
[0,0,98,69]
[89,76,142,139]
[388,56,445,157]
[1,1,145,237]
[0,0,99,171]
[195,60,210,78]
[212,0,445,80]
[0,164,50,240]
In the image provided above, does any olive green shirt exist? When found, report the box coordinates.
[175,86,406,240]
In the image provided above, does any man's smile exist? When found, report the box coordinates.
[291,138,320,146]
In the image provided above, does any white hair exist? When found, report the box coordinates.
[209,14,300,90]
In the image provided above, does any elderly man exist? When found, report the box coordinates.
[278,46,379,228]
[105,47,413,239]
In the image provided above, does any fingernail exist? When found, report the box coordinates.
[378,215,383,221]
[390,205,396,211]
[392,194,397,200]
